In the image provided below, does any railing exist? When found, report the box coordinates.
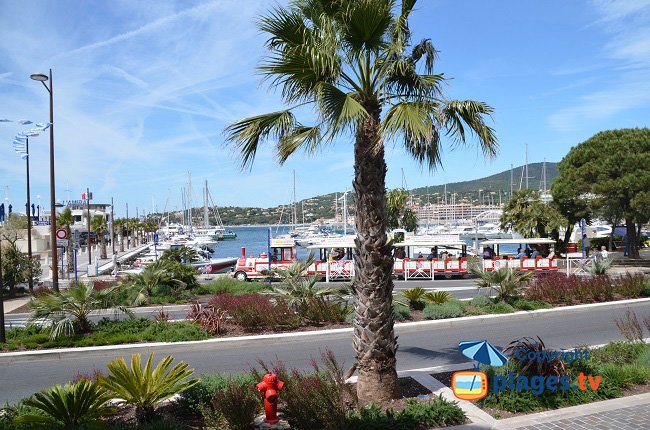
[565,257,594,276]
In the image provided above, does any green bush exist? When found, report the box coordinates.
[141,321,209,342]
[481,302,515,314]
[205,380,260,430]
[196,277,265,295]
[344,396,465,430]
[392,304,411,321]
[469,295,491,307]
[590,341,646,365]
[599,363,650,388]
[423,302,463,320]
[401,288,427,310]
[178,373,256,416]
[634,346,650,368]
[510,299,552,311]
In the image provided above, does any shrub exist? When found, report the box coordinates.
[298,299,350,324]
[141,321,209,342]
[179,373,256,416]
[210,293,300,330]
[469,267,533,302]
[469,295,491,307]
[634,346,650,368]
[344,396,465,430]
[99,353,199,424]
[423,291,451,305]
[16,380,114,429]
[392,304,411,321]
[205,380,260,430]
[510,298,551,310]
[186,302,227,335]
[590,341,646,365]
[401,288,427,310]
[196,277,265,295]
[504,337,567,378]
[252,350,355,430]
[599,363,650,388]
[482,302,515,314]
[423,302,463,320]
[614,309,645,342]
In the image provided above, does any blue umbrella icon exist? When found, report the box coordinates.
[459,340,508,392]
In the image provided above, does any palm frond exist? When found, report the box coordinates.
[410,38,438,73]
[442,100,498,157]
[390,0,416,53]
[339,0,393,52]
[381,101,443,169]
[277,125,323,163]
[224,110,298,169]
[317,82,368,131]
[259,5,312,49]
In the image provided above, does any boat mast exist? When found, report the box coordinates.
[188,172,193,231]
[204,180,209,228]
[292,170,297,228]
[525,144,529,189]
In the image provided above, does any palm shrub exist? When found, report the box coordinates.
[424,290,451,305]
[469,267,533,302]
[16,379,114,429]
[90,215,109,260]
[401,287,427,310]
[264,254,348,323]
[28,282,130,339]
[160,246,199,264]
[225,0,497,405]
[99,353,199,424]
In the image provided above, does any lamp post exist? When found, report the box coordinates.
[0,233,5,343]
[23,132,39,292]
[86,188,92,265]
[30,70,58,291]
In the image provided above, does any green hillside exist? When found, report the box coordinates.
[167,162,558,225]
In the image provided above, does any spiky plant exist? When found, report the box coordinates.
[504,336,567,378]
[225,0,497,404]
[469,267,533,302]
[424,290,451,305]
[99,353,199,424]
[588,257,614,276]
[28,282,130,339]
[17,379,114,429]
[401,287,427,309]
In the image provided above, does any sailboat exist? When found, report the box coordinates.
[193,180,237,241]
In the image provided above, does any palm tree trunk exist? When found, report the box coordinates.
[100,239,107,259]
[352,103,400,404]
[66,237,74,274]
[119,232,124,252]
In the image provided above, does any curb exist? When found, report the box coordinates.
[2,297,649,358]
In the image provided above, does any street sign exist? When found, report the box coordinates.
[56,239,67,247]
[56,228,68,240]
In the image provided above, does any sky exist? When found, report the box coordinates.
[1,0,650,217]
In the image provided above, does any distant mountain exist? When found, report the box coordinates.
[169,162,559,225]
[410,162,559,197]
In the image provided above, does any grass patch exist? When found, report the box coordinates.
[590,341,647,365]
[480,301,515,314]
[511,299,552,311]
[0,318,209,350]
[195,277,266,295]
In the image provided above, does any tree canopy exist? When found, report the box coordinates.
[554,128,650,258]
[386,188,417,232]
[501,189,565,238]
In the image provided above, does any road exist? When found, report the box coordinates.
[4,278,481,328]
[1,299,648,404]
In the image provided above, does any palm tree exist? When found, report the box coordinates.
[225,0,497,404]
[90,216,108,259]
[114,218,126,252]
[386,188,417,232]
[56,207,74,274]
[28,282,131,338]
[127,218,139,247]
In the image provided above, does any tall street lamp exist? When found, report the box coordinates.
[23,131,39,292]
[0,233,5,343]
[31,70,58,291]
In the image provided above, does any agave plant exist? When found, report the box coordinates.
[588,257,614,276]
[424,290,451,305]
[469,267,533,302]
[401,287,427,310]
[17,379,115,429]
[99,353,199,424]
[28,282,131,339]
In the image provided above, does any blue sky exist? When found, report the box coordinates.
[1,0,649,217]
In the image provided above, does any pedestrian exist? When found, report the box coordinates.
[112,254,119,276]
[583,234,590,257]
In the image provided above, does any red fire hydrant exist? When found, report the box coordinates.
[256,372,285,424]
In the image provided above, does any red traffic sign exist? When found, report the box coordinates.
[55,228,69,240]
